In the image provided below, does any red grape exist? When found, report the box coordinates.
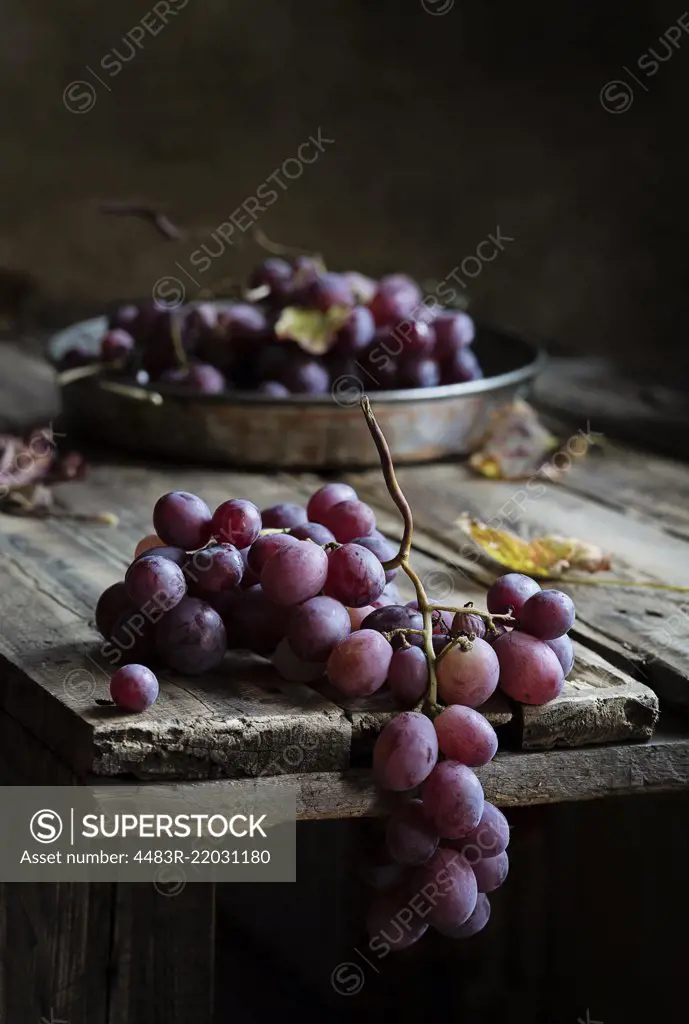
[472,851,509,893]
[183,544,244,597]
[258,381,290,397]
[287,595,351,662]
[434,706,498,766]
[449,802,510,862]
[451,610,486,639]
[212,499,262,549]
[347,604,376,630]
[222,585,285,656]
[494,631,564,704]
[307,483,358,523]
[302,272,354,312]
[247,533,299,573]
[373,711,438,791]
[362,605,424,650]
[387,646,429,707]
[320,499,376,543]
[96,582,133,640]
[487,573,541,615]
[351,534,398,583]
[398,355,440,389]
[412,847,478,933]
[283,356,330,395]
[260,541,328,606]
[519,589,576,640]
[440,347,483,385]
[107,611,154,668]
[422,761,484,839]
[134,534,165,559]
[326,630,392,696]
[153,491,213,550]
[101,329,134,362]
[260,503,307,529]
[334,305,376,354]
[547,634,575,677]
[386,799,439,865]
[436,638,500,707]
[125,554,187,612]
[433,311,475,355]
[154,597,227,674]
[110,664,159,712]
[289,522,336,544]
[323,543,386,607]
[436,892,490,939]
[248,258,293,299]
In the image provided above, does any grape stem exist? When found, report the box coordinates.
[360,396,438,710]
[430,605,518,634]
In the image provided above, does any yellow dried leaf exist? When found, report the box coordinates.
[454,513,611,577]
[469,400,558,481]
[274,305,351,355]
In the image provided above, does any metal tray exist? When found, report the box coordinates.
[49,316,545,469]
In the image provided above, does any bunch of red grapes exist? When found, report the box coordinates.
[61,260,482,395]
[95,480,575,948]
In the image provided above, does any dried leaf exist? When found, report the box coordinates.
[454,513,612,577]
[274,305,351,355]
[469,400,558,481]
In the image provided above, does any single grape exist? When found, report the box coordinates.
[133,545,188,567]
[334,305,376,355]
[472,851,509,893]
[302,272,354,312]
[432,633,451,657]
[449,803,510,863]
[110,664,159,712]
[362,605,424,650]
[323,543,386,608]
[431,609,454,634]
[434,706,498,767]
[153,491,213,551]
[359,849,409,890]
[175,363,227,394]
[95,582,133,639]
[183,544,244,597]
[307,482,358,523]
[547,634,575,677]
[258,380,290,397]
[107,611,155,667]
[326,630,393,697]
[433,311,475,356]
[101,329,134,362]
[351,534,398,583]
[451,610,486,639]
[283,356,330,395]
[362,337,400,391]
[387,646,428,707]
[343,271,378,306]
[320,499,377,543]
[134,534,165,559]
[397,355,441,389]
[222,585,285,656]
[422,761,485,840]
[398,318,435,355]
[212,498,262,549]
[260,540,328,606]
[289,522,336,544]
[347,604,376,630]
[412,847,478,933]
[247,533,300,574]
[436,892,491,939]
[436,638,500,708]
[272,637,326,684]
[222,303,270,341]
[494,631,565,704]
[248,258,293,300]
[125,554,187,612]
[154,597,227,674]
[484,622,508,645]
[261,503,307,529]
[440,347,483,385]
[366,885,429,951]
[373,711,438,791]
[519,589,576,640]
[369,276,422,326]
[184,301,218,333]
[487,573,541,615]
[287,595,351,662]
[386,799,439,865]
[381,581,402,604]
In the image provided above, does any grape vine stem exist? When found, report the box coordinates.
[360,396,438,710]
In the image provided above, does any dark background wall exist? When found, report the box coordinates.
[1,0,688,383]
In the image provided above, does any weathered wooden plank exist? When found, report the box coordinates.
[138,730,689,816]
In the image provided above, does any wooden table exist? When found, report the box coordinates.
[1,343,689,1023]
